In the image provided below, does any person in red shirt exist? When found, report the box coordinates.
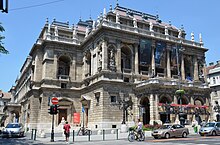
[63,121,71,143]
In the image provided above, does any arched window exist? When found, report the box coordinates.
[57,56,70,79]
[121,47,132,72]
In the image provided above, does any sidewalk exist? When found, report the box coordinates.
[29,125,199,144]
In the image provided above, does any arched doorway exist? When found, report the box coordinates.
[159,96,172,123]
[140,97,150,125]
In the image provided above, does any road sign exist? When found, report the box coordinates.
[51,97,58,105]
[82,106,85,113]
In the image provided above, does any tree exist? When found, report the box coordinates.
[0,22,9,54]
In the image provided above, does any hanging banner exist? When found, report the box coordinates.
[73,113,80,124]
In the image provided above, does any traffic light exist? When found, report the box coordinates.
[53,105,59,114]
[48,105,59,115]
[48,105,53,114]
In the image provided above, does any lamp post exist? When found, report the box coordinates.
[165,102,171,123]
[118,95,133,132]
[175,41,185,126]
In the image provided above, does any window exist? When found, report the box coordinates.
[110,96,117,103]
[213,77,216,84]
[61,83,67,88]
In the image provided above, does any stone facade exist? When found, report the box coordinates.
[7,5,211,132]
[207,61,220,121]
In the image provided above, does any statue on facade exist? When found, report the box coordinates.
[199,33,203,43]
[149,22,153,32]
[98,46,102,71]
[133,17,137,28]
[109,48,116,71]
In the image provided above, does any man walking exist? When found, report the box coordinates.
[63,121,71,144]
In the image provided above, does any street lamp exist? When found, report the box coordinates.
[165,102,171,123]
[175,41,186,126]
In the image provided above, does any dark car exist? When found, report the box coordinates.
[2,123,25,137]
[152,124,189,139]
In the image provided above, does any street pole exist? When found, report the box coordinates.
[82,106,85,135]
[51,114,54,142]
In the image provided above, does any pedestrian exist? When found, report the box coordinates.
[63,121,71,144]
[136,119,143,140]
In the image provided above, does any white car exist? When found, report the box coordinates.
[199,122,220,136]
[2,123,25,137]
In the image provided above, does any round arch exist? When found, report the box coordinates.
[139,96,150,125]
[159,95,172,103]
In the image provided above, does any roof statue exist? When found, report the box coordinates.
[149,22,153,32]
[72,26,77,38]
[199,33,203,43]
[103,8,107,19]
[48,24,51,34]
[191,32,194,41]
[165,26,168,35]
[54,26,58,36]
[85,26,89,37]
[116,12,120,24]
[133,17,137,28]
[92,20,96,31]
[178,28,182,38]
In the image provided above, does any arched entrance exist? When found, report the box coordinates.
[140,97,150,125]
[159,96,172,123]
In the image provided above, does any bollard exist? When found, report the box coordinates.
[88,130,91,141]
[116,129,118,140]
[34,129,37,140]
[31,129,34,140]
[103,130,105,141]
[73,130,75,142]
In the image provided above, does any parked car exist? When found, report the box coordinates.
[151,124,189,139]
[199,122,220,136]
[2,123,25,137]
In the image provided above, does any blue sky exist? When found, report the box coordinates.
[0,0,219,92]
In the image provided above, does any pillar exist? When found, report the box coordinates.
[116,40,121,72]
[151,40,156,76]
[134,43,139,74]
[102,39,108,70]
[166,44,171,78]
[149,94,154,125]
[54,54,58,79]
[194,56,199,81]
[181,55,185,80]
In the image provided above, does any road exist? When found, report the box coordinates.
[1,135,220,145]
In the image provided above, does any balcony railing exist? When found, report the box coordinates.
[57,75,70,80]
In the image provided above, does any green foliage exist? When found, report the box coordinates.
[0,23,9,54]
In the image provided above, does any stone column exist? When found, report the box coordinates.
[166,44,171,78]
[116,40,121,72]
[155,94,160,121]
[151,40,156,76]
[134,43,139,75]
[193,56,199,81]
[181,55,185,80]
[83,55,87,79]
[54,54,58,79]
[102,39,108,70]
[149,94,154,125]
[33,51,43,82]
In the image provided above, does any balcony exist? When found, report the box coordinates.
[57,75,70,81]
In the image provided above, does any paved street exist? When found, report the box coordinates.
[1,134,220,145]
